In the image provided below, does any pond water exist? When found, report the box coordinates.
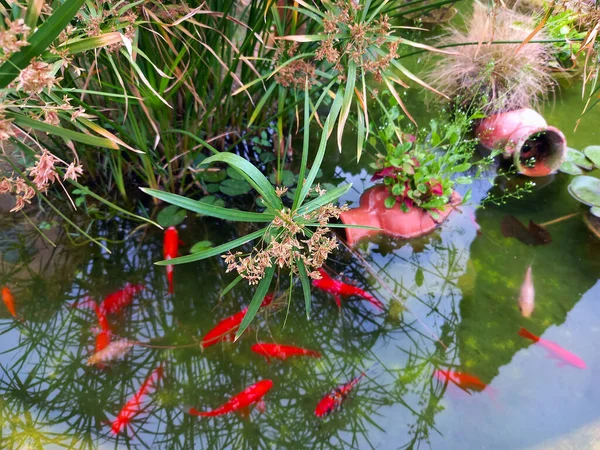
[1,83,600,449]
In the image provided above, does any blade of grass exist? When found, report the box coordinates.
[292,81,311,210]
[220,275,243,298]
[154,228,267,266]
[337,60,356,152]
[140,188,275,222]
[235,266,275,340]
[296,258,311,319]
[295,183,351,216]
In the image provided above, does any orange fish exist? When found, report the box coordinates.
[518,327,586,369]
[163,226,179,294]
[201,294,275,348]
[433,369,489,394]
[100,283,145,315]
[111,365,164,435]
[315,371,367,417]
[2,286,16,317]
[251,343,321,360]
[93,303,111,356]
[188,380,273,417]
[312,268,383,310]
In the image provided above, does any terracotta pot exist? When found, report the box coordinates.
[475,108,567,177]
[339,185,462,246]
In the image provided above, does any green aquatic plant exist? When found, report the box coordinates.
[370,113,478,214]
[560,147,600,217]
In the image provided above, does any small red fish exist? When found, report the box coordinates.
[433,369,488,394]
[100,283,145,315]
[163,226,179,294]
[251,343,321,360]
[518,327,586,369]
[312,268,383,310]
[315,371,367,417]
[93,303,111,355]
[111,365,164,435]
[201,294,275,348]
[2,286,16,318]
[188,380,273,417]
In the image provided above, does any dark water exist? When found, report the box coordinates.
[1,83,600,449]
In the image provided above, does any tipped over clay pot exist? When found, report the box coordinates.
[476,108,566,177]
[339,185,462,246]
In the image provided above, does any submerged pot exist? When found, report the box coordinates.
[340,185,462,246]
[476,108,566,177]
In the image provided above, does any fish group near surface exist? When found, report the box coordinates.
[251,343,321,360]
[73,283,145,315]
[187,380,273,417]
[111,365,164,435]
[200,294,274,349]
[312,268,384,311]
[315,371,368,417]
[2,286,16,318]
[518,327,586,369]
[163,226,179,294]
[518,265,535,318]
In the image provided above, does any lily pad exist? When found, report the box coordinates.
[197,169,227,183]
[190,240,213,253]
[199,196,225,208]
[157,205,186,227]
[219,178,252,196]
[583,146,600,168]
[568,175,600,207]
[565,147,594,170]
[559,161,584,175]
[269,170,295,187]
[591,206,600,218]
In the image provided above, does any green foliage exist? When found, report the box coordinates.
[560,146,600,217]
[369,109,479,212]
[540,8,585,68]
[157,205,186,228]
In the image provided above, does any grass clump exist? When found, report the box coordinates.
[426,3,554,114]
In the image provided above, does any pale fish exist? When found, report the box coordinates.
[518,265,535,318]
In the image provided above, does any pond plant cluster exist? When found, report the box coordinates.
[1,0,600,448]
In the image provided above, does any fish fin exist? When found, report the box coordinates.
[334,295,341,309]
[238,406,250,420]
[167,270,174,294]
[556,361,568,368]
[256,399,266,414]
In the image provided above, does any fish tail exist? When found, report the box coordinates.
[167,267,174,294]
[361,292,384,310]
[308,350,322,358]
[518,327,539,342]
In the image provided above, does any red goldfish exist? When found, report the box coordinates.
[518,327,586,369]
[312,268,383,310]
[315,371,368,417]
[111,365,164,435]
[433,369,488,394]
[2,286,16,318]
[100,283,145,315]
[93,304,111,355]
[188,380,273,417]
[163,226,179,294]
[201,294,275,348]
[518,266,535,318]
[251,343,321,360]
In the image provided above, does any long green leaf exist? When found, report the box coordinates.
[295,183,352,216]
[8,113,119,149]
[292,81,311,210]
[140,188,275,223]
[154,228,267,266]
[297,258,311,319]
[297,90,344,206]
[0,0,85,88]
[356,99,365,162]
[337,61,356,152]
[165,129,219,155]
[24,0,44,29]
[220,275,243,298]
[202,153,282,210]
[235,266,275,340]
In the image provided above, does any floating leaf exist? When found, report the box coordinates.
[198,170,227,183]
[591,206,600,218]
[565,147,594,170]
[559,161,584,175]
[219,178,253,196]
[269,170,295,187]
[157,205,186,227]
[226,167,245,181]
[500,215,552,246]
[199,196,226,208]
[568,175,600,207]
[190,240,213,253]
[583,146,600,168]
